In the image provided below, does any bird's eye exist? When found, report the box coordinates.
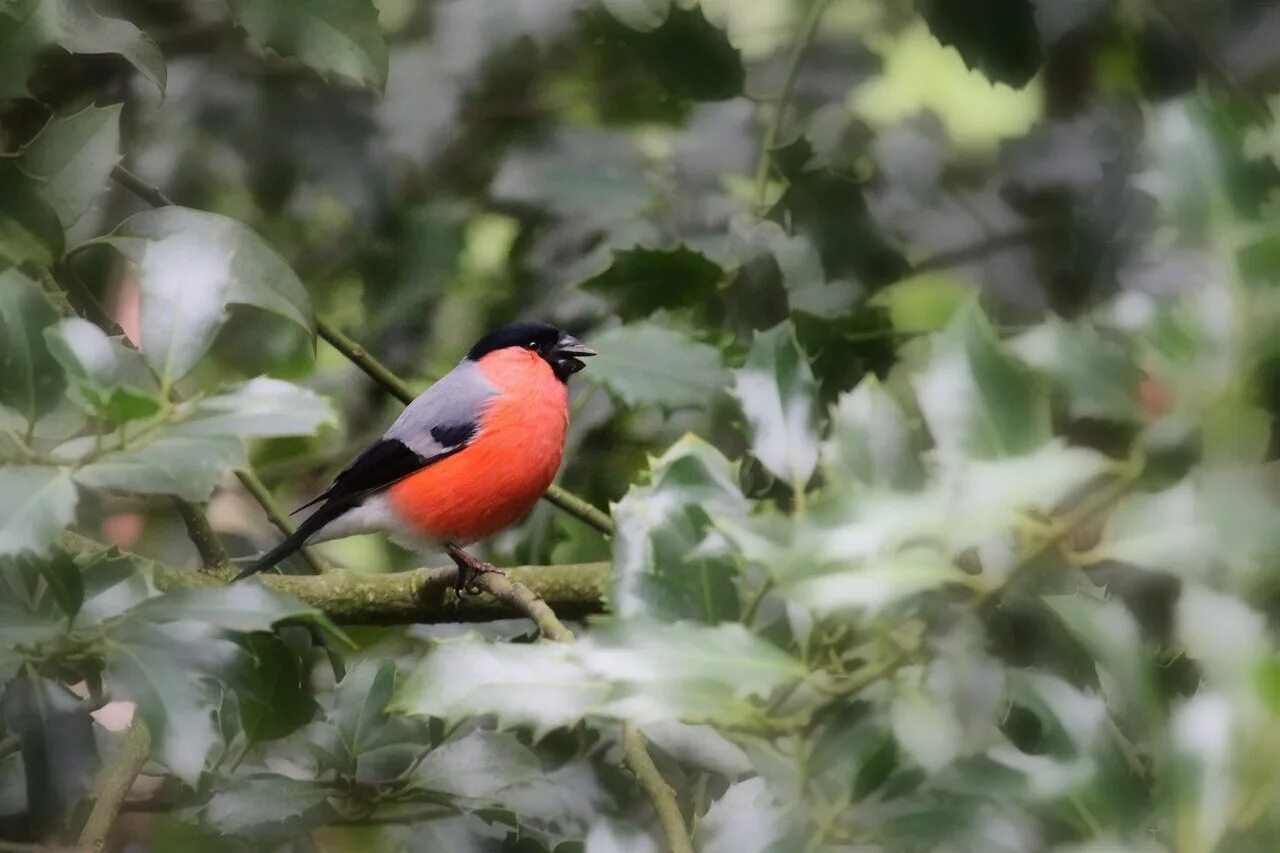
[526,341,539,350]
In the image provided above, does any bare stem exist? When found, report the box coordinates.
[622,724,695,853]
[77,720,151,852]
[171,498,233,576]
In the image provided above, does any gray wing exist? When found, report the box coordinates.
[383,358,497,457]
[290,360,497,515]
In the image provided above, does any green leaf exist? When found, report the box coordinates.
[1044,593,1152,709]
[232,634,318,743]
[1011,317,1143,422]
[128,584,323,632]
[72,435,246,501]
[332,659,396,758]
[0,164,64,267]
[171,377,335,439]
[78,550,156,625]
[103,619,240,782]
[85,207,314,385]
[201,773,334,836]
[0,0,57,101]
[601,0,670,31]
[43,319,161,423]
[586,322,729,410]
[602,3,743,101]
[915,302,1050,461]
[0,467,78,558]
[0,672,96,832]
[0,268,65,425]
[733,221,857,317]
[920,0,1041,87]
[16,104,122,227]
[610,435,746,623]
[731,322,820,487]
[227,0,388,89]
[411,731,542,801]
[53,0,166,97]
[694,778,785,853]
[1176,585,1269,690]
[587,821,661,853]
[1087,483,1214,578]
[33,550,83,620]
[871,271,968,334]
[582,244,727,319]
[821,375,923,491]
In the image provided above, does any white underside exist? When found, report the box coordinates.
[306,493,463,550]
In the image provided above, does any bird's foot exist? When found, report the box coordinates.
[445,544,507,594]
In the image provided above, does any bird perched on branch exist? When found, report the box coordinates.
[234,321,596,587]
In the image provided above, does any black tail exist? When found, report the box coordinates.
[233,500,352,581]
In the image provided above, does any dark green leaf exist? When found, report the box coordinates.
[0,267,65,425]
[602,4,743,101]
[332,659,396,758]
[231,635,318,744]
[33,550,82,620]
[0,165,64,267]
[227,0,388,89]
[586,322,729,410]
[16,104,123,227]
[0,467,78,558]
[84,207,314,385]
[731,322,820,487]
[581,245,726,318]
[920,0,1041,87]
[0,672,96,833]
[0,0,57,101]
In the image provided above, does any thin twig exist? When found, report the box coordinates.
[235,469,329,574]
[111,163,174,207]
[171,498,233,576]
[751,0,834,211]
[622,724,695,853]
[77,720,151,852]
[473,571,576,642]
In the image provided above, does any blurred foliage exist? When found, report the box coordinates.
[5,0,1280,850]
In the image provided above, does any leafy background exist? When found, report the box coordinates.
[4,0,1280,850]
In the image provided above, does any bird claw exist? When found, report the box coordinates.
[446,545,507,595]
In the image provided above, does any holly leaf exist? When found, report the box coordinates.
[0,467,78,558]
[72,435,246,501]
[232,634,318,743]
[732,322,821,488]
[601,0,670,31]
[226,0,388,89]
[601,3,743,101]
[915,302,1050,461]
[16,104,122,227]
[43,319,161,423]
[171,377,335,439]
[411,730,542,801]
[0,268,65,426]
[103,620,241,782]
[84,207,313,385]
[128,584,325,632]
[694,778,786,853]
[581,244,727,319]
[201,773,334,837]
[0,164,64,267]
[586,323,729,410]
[53,0,166,97]
[1012,317,1143,422]
[821,375,923,491]
[919,0,1041,87]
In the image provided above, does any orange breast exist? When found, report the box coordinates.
[387,349,569,544]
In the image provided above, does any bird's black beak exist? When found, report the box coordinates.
[551,334,596,378]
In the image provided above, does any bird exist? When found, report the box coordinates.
[233,321,596,586]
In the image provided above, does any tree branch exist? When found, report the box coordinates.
[170,498,232,575]
[77,720,151,852]
[622,724,695,853]
[62,532,607,625]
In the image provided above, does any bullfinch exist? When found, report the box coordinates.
[233,321,596,584]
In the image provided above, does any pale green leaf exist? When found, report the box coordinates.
[871,271,968,334]
[332,660,396,758]
[601,0,670,31]
[202,773,333,835]
[587,322,729,410]
[0,467,78,558]
[227,0,388,89]
[171,377,335,439]
[53,0,166,97]
[72,435,245,501]
[587,820,660,853]
[915,302,1050,461]
[1088,482,1214,577]
[1176,586,1269,690]
[43,319,161,423]
[821,375,923,490]
[732,322,820,487]
[1169,693,1234,852]
[411,731,542,800]
[1044,593,1151,708]
[85,207,313,385]
[16,104,122,227]
[0,268,65,424]
[695,778,785,853]
[1011,317,1142,422]
[128,584,322,632]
